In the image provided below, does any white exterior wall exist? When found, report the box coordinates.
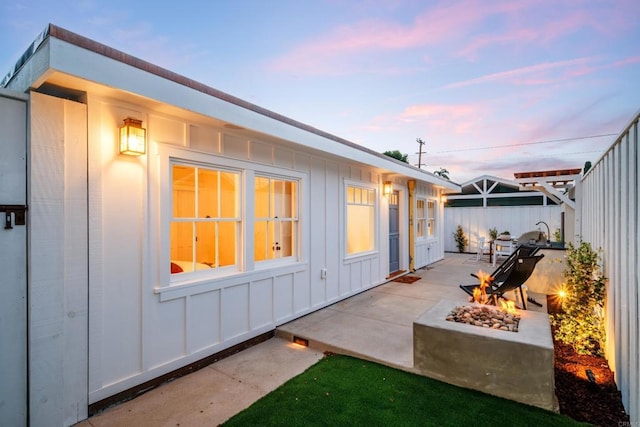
[29,92,89,426]
[443,205,562,253]
[579,112,639,424]
[81,96,441,404]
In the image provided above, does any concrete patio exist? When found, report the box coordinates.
[78,253,551,426]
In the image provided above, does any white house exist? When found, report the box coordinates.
[0,24,459,426]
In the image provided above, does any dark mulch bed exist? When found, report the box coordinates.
[547,296,629,426]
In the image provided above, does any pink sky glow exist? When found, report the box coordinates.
[1,0,638,183]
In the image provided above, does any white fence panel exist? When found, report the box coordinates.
[580,111,639,424]
[444,205,562,252]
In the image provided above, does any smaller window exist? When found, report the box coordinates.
[254,176,299,262]
[346,184,376,255]
[427,200,436,237]
[416,199,426,239]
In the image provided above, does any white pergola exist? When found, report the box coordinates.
[514,168,582,209]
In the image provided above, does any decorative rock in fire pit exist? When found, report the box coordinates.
[446,305,520,332]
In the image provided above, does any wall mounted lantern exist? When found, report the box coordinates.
[119,117,146,156]
[441,194,448,203]
[383,181,393,196]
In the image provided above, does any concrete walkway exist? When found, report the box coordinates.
[79,253,548,426]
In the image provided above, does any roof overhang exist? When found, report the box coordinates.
[3,24,459,191]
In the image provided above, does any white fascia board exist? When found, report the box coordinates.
[0,87,28,101]
[3,39,53,93]
[43,38,458,191]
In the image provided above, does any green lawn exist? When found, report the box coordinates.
[223,354,588,427]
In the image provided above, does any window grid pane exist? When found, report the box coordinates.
[427,200,435,237]
[254,176,299,261]
[171,163,240,274]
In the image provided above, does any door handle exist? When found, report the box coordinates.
[0,205,28,229]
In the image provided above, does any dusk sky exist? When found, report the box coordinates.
[2,0,638,183]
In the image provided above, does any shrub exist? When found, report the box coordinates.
[550,240,606,356]
[489,227,498,240]
[453,225,468,253]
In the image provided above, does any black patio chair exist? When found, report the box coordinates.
[460,250,544,310]
[469,244,539,285]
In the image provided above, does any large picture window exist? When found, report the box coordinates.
[346,184,376,255]
[170,164,240,274]
[254,176,298,262]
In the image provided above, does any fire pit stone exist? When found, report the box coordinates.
[413,299,556,412]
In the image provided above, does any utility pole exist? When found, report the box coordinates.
[416,138,426,169]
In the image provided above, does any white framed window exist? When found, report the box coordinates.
[254,175,299,262]
[427,199,436,237]
[170,163,240,275]
[345,183,377,256]
[155,143,306,293]
[416,198,426,239]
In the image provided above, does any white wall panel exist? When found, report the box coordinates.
[310,158,327,307]
[188,291,221,352]
[30,92,89,426]
[189,124,219,152]
[274,147,294,169]
[146,298,185,369]
[362,258,373,288]
[222,284,250,340]
[274,274,294,322]
[250,278,274,329]
[349,262,362,293]
[293,270,310,314]
[325,161,341,301]
[250,140,273,164]
[221,133,248,159]
[99,104,146,386]
[149,114,186,146]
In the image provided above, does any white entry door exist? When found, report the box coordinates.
[0,89,28,425]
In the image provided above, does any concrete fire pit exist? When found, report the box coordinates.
[413,299,556,411]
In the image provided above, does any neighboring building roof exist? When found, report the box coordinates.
[2,23,459,191]
[445,175,557,207]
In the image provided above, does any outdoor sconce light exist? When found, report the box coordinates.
[119,117,146,155]
[383,181,393,196]
[441,194,448,203]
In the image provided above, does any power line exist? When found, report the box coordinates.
[432,133,617,154]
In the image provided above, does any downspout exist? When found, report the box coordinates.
[408,180,416,272]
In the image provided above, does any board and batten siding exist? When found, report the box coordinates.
[579,111,639,425]
[85,98,413,403]
[443,205,562,253]
[29,92,89,426]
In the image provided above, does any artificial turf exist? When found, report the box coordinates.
[223,353,588,426]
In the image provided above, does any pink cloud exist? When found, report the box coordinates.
[399,102,486,135]
[459,1,639,60]
[268,0,534,75]
[443,57,596,89]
